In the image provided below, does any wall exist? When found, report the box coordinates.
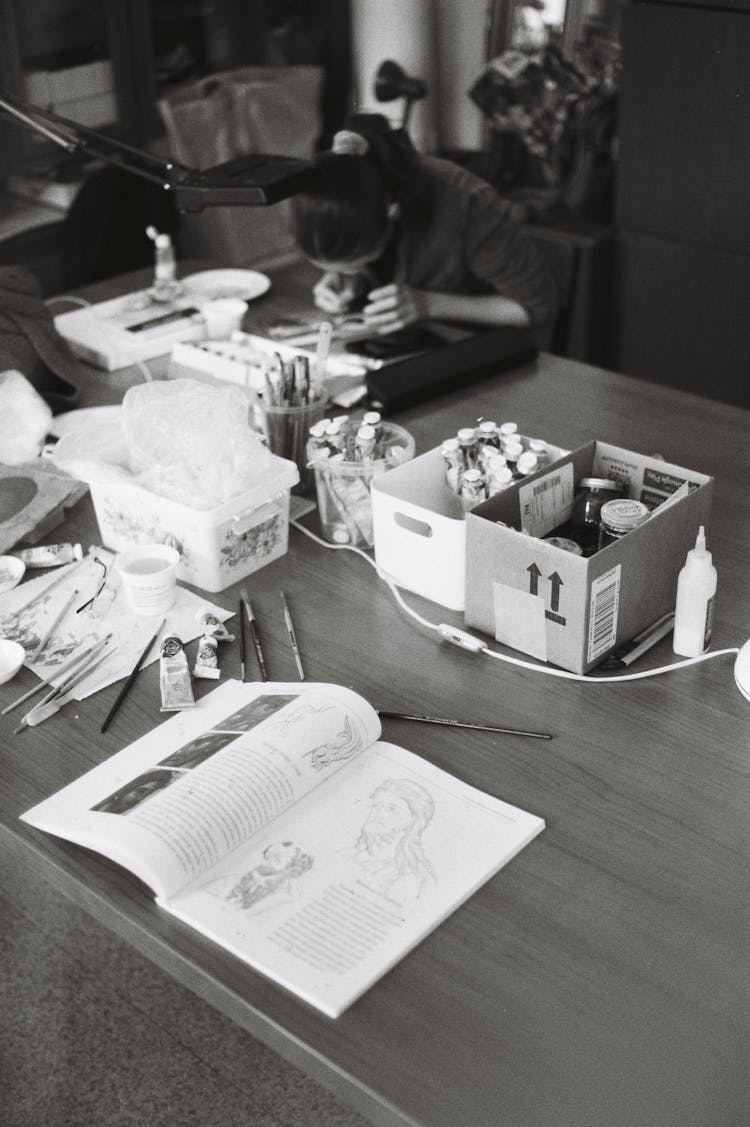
[350,0,487,152]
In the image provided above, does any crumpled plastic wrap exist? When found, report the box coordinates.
[0,369,53,465]
[53,379,288,509]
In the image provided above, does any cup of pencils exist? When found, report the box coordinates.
[259,344,329,495]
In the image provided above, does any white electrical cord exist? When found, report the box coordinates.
[290,519,740,682]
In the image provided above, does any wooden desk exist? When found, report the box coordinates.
[2,265,749,1127]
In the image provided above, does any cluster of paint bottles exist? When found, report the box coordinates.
[440,421,552,511]
[307,411,408,468]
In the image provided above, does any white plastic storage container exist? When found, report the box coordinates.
[90,459,299,593]
[371,446,469,611]
[371,441,569,612]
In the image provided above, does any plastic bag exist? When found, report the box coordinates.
[121,380,276,507]
[0,370,52,464]
[53,380,289,510]
[156,66,322,267]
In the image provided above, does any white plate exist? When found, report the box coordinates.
[181,269,271,303]
[0,638,25,683]
[0,556,25,594]
[50,405,123,439]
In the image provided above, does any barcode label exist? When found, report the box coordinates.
[588,566,621,661]
[533,474,561,496]
[519,462,575,537]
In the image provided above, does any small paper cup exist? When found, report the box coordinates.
[200,298,248,339]
[116,544,180,616]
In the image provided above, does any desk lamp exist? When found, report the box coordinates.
[0,89,314,208]
[373,59,428,132]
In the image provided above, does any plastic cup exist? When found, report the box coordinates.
[200,298,248,339]
[260,399,328,495]
[308,422,415,548]
[116,544,180,616]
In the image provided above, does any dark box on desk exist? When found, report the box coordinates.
[464,441,714,674]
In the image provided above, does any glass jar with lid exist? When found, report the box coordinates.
[598,498,651,549]
[570,477,621,553]
[571,477,621,528]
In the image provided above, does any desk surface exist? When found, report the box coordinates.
[2,263,749,1127]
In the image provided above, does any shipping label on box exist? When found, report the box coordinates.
[465,441,714,673]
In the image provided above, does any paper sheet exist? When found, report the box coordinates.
[0,548,232,700]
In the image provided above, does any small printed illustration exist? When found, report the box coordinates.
[346,778,437,901]
[159,729,238,769]
[91,768,182,814]
[214,694,298,733]
[264,701,333,739]
[224,841,314,912]
[303,714,365,770]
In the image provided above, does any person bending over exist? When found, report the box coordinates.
[291,117,558,348]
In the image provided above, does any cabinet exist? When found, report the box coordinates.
[614,1,750,407]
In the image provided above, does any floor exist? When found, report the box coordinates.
[0,861,372,1127]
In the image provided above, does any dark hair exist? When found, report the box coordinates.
[291,114,433,265]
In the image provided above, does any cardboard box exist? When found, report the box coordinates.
[464,441,714,673]
[89,459,299,593]
[372,440,568,611]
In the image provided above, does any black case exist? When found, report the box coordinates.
[364,326,538,411]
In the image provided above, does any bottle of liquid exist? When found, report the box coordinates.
[672,525,717,656]
[146,226,178,300]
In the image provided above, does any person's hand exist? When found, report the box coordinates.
[312,272,369,315]
[362,283,431,333]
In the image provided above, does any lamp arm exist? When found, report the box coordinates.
[0,89,314,208]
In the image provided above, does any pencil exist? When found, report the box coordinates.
[238,598,247,682]
[312,319,332,398]
[240,589,268,682]
[12,556,86,618]
[14,637,113,735]
[32,633,113,713]
[1,637,103,715]
[280,590,305,680]
[100,620,164,733]
[618,612,675,668]
[600,611,676,670]
[27,588,79,663]
[377,711,553,739]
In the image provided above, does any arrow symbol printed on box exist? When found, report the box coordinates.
[549,571,564,612]
[527,562,542,596]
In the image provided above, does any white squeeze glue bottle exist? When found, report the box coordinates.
[672,525,717,657]
[146,225,178,300]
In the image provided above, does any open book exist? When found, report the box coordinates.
[21,681,544,1018]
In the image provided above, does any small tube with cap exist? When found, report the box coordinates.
[17,543,83,568]
[159,636,196,711]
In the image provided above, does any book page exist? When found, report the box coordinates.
[165,740,545,1018]
[20,681,381,901]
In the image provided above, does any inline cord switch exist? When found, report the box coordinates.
[673,525,717,657]
[437,624,486,653]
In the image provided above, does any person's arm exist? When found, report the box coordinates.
[361,283,531,333]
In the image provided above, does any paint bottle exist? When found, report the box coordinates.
[460,468,487,511]
[672,526,717,657]
[441,438,464,494]
[146,226,178,300]
[597,499,650,549]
